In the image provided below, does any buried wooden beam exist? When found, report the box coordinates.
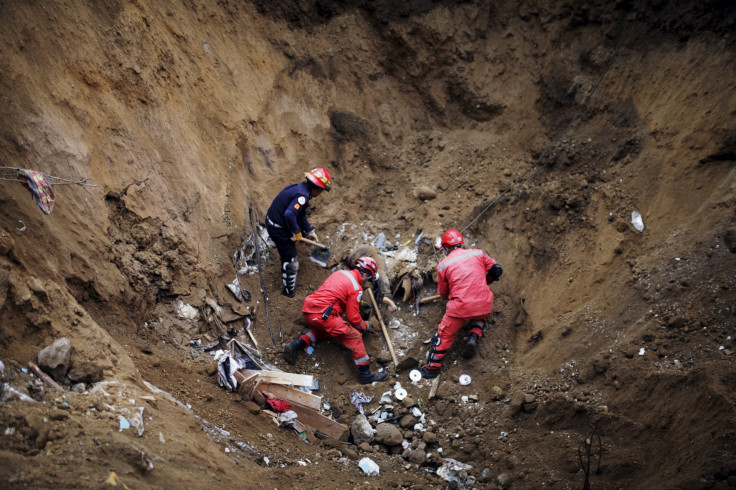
[288,403,349,441]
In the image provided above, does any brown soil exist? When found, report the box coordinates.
[1,1,735,489]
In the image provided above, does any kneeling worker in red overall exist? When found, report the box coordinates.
[421,229,503,379]
[285,257,389,384]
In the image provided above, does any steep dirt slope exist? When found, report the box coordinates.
[1,1,735,489]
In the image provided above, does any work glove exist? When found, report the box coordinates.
[307,230,319,242]
[487,264,503,283]
[361,320,374,334]
[291,232,302,242]
[359,302,373,321]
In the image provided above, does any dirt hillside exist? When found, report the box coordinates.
[1,1,735,489]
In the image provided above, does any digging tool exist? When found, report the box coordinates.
[366,287,398,366]
[296,236,331,267]
[415,294,443,315]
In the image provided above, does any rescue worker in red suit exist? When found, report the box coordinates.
[421,229,503,379]
[284,257,389,384]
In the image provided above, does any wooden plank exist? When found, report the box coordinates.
[429,374,441,400]
[234,370,261,399]
[239,369,314,387]
[289,403,349,441]
[258,382,321,411]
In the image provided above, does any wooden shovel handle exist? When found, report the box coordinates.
[298,236,328,249]
[366,287,398,366]
[419,294,443,304]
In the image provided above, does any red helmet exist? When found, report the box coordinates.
[441,229,464,251]
[304,168,332,191]
[355,256,377,279]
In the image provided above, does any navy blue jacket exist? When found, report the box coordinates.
[266,182,315,235]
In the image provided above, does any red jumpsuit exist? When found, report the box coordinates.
[301,269,371,366]
[427,248,498,369]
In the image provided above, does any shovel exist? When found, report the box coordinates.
[298,237,331,267]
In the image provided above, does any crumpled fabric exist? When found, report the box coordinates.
[17,168,56,214]
[215,350,258,392]
[350,390,374,414]
[266,398,292,413]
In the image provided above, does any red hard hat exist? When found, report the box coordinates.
[441,229,464,250]
[355,256,377,279]
[304,168,332,191]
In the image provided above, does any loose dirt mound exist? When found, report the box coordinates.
[1,1,735,489]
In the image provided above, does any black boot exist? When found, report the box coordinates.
[284,338,306,365]
[420,365,440,379]
[462,333,479,359]
[358,364,388,384]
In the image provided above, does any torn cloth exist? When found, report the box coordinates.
[266,398,292,413]
[17,168,56,214]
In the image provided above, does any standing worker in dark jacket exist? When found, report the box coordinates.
[421,229,503,379]
[266,168,332,298]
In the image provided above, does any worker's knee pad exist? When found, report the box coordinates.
[469,320,485,332]
[283,258,299,274]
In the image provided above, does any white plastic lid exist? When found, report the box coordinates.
[409,369,422,382]
[458,374,471,386]
[394,388,408,400]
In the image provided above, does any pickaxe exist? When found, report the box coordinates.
[414,294,442,315]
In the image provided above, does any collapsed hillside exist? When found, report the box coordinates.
[1,1,735,488]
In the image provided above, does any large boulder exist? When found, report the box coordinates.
[37,337,71,382]
[374,423,403,447]
[351,414,375,444]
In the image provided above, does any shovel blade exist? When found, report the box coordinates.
[309,247,330,268]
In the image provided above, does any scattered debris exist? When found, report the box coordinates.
[631,211,644,232]
[437,458,474,487]
[350,390,374,414]
[358,457,380,476]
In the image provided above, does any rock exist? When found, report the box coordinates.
[358,442,372,452]
[407,449,425,464]
[401,397,416,408]
[343,447,359,460]
[423,431,438,445]
[325,449,342,460]
[374,423,403,446]
[351,414,375,444]
[509,391,525,416]
[498,472,513,489]
[399,414,417,429]
[667,316,686,329]
[414,185,436,201]
[37,338,71,382]
[491,386,505,401]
